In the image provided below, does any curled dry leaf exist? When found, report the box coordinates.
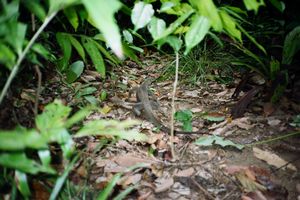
[253,147,297,171]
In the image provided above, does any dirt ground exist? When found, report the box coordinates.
[1,53,299,199]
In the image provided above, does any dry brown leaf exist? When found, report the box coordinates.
[253,147,297,171]
[113,154,156,167]
[120,174,142,187]
[154,177,174,193]
[175,167,195,177]
[267,119,281,126]
[263,102,275,116]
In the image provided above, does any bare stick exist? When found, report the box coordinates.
[0,12,57,105]
[34,65,42,116]
[170,52,180,159]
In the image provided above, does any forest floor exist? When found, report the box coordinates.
[0,53,299,199]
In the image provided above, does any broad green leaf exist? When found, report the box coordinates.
[65,107,93,128]
[219,10,241,42]
[75,120,147,141]
[123,42,139,63]
[0,0,19,23]
[66,60,84,83]
[6,22,27,56]
[15,171,31,197]
[69,36,85,61]
[0,129,48,150]
[75,86,97,98]
[148,17,166,40]
[282,26,300,65]
[0,153,46,174]
[155,9,194,41]
[131,2,154,31]
[160,2,176,12]
[64,7,79,31]
[84,95,99,105]
[93,40,121,65]
[22,0,46,21]
[189,0,222,31]
[157,36,182,52]
[82,38,105,77]
[184,15,210,55]
[56,32,72,71]
[123,30,133,43]
[195,135,244,150]
[31,43,51,60]
[82,0,123,58]
[38,149,51,167]
[268,0,285,13]
[243,0,265,14]
[35,100,71,133]
[48,0,79,14]
[202,113,225,122]
[175,110,193,131]
[0,43,16,69]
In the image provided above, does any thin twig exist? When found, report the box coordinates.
[0,12,57,105]
[191,178,215,200]
[34,65,42,116]
[170,52,179,159]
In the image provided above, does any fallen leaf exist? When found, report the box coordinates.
[253,147,297,171]
[120,174,142,187]
[267,119,281,126]
[155,177,174,193]
[175,167,195,177]
[113,154,156,167]
[263,102,275,116]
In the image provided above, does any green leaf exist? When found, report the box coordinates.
[189,0,222,31]
[6,22,27,56]
[0,153,45,174]
[97,173,122,200]
[82,38,105,77]
[268,0,285,13]
[84,95,99,105]
[219,10,241,42]
[15,171,31,197]
[157,36,182,52]
[201,113,225,122]
[184,14,210,55]
[49,156,78,200]
[31,43,51,60]
[82,0,123,58]
[155,9,194,41]
[65,107,93,128]
[175,110,193,131]
[243,0,265,14]
[76,86,97,98]
[66,60,84,83]
[92,39,121,65]
[148,17,166,40]
[270,59,280,80]
[35,100,71,133]
[282,26,300,65]
[48,0,79,14]
[0,129,48,151]
[56,32,72,71]
[100,90,107,101]
[0,43,16,69]
[75,120,148,141]
[122,42,139,63]
[131,2,154,31]
[123,30,133,43]
[160,2,176,12]
[63,7,79,31]
[195,135,244,150]
[22,0,46,21]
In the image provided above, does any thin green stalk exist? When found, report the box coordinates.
[0,11,57,104]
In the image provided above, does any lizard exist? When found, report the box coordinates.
[135,79,207,135]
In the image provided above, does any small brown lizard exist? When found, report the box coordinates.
[135,79,206,135]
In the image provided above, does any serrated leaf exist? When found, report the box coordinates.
[66,60,84,83]
[184,15,210,55]
[189,0,222,31]
[82,0,123,58]
[131,2,154,31]
[82,38,105,77]
[148,17,166,40]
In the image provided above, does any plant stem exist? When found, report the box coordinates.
[0,12,57,105]
[170,52,179,159]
